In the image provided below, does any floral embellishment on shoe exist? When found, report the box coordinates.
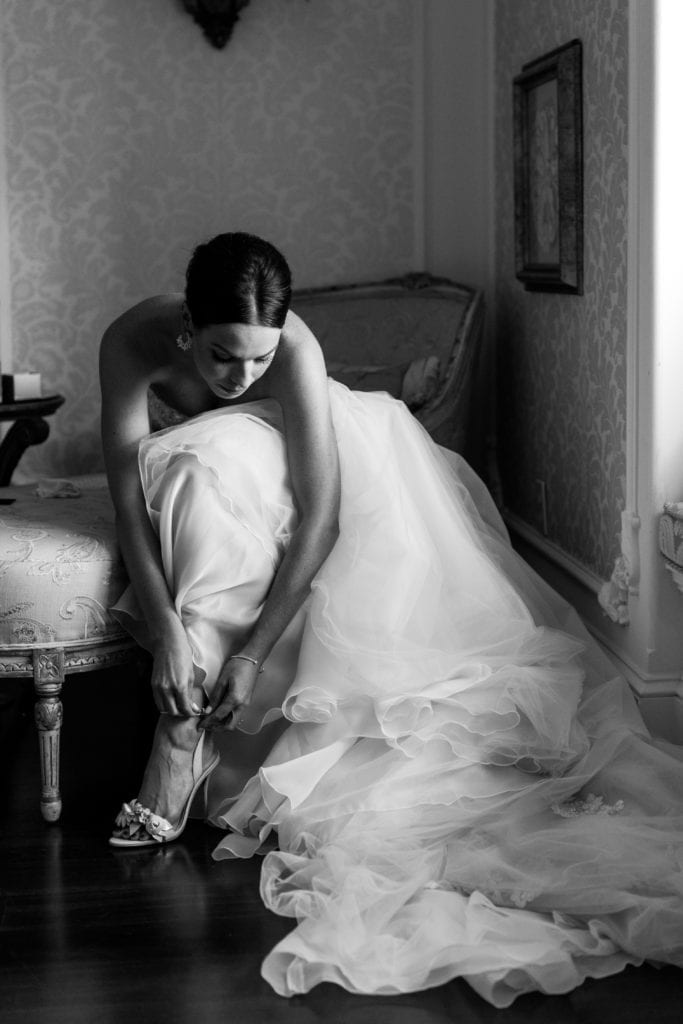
[551,792,625,818]
[112,799,172,843]
[143,813,172,843]
[113,800,144,838]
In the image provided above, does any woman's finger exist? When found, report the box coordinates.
[165,693,181,717]
[208,676,229,713]
[174,687,200,718]
[201,699,239,731]
[225,708,241,731]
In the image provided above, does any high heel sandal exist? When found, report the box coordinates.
[109,730,219,848]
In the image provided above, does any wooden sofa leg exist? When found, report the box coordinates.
[33,648,65,823]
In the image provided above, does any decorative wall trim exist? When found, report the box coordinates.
[603,0,652,634]
[507,505,640,625]
[597,555,631,624]
[626,0,646,525]
[413,0,426,271]
[620,508,641,594]
[503,509,604,595]
[508,509,683,696]
[596,509,641,624]
[0,29,12,374]
[509,498,683,745]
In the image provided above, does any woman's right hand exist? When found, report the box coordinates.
[150,626,201,717]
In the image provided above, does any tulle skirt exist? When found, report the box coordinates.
[113,381,683,1007]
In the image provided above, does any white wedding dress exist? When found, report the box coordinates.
[113,380,683,1007]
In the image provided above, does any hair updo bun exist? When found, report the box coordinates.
[185,232,292,330]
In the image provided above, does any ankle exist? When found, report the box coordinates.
[156,714,200,753]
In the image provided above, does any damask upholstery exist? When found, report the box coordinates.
[0,477,127,649]
[1,274,484,824]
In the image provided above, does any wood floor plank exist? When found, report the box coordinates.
[1,671,682,1023]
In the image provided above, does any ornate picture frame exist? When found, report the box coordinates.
[513,39,583,294]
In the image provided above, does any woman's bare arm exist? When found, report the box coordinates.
[100,305,202,717]
[202,311,340,728]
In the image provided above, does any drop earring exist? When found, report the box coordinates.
[176,302,194,351]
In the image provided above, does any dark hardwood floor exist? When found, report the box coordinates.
[1,668,682,1024]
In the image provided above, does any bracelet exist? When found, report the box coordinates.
[228,654,265,674]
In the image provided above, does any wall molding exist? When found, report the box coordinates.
[0,26,12,374]
[505,511,682,694]
[626,0,649,526]
[595,509,641,625]
[503,510,604,595]
[506,507,683,743]
[412,0,426,271]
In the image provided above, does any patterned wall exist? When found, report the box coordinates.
[0,0,415,476]
[494,0,628,581]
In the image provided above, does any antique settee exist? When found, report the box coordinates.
[0,273,484,822]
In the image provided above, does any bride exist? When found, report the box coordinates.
[101,231,683,1007]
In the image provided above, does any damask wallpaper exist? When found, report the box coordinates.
[0,0,415,476]
[494,0,628,581]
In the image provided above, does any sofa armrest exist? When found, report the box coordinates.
[294,273,485,466]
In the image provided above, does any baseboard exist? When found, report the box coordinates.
[628,693,683,743]
[504,510,683,744]
[503,510,604,595]
[584,631,683,743]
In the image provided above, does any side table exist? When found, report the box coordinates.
[0,394,65,486]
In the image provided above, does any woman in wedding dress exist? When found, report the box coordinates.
[101,232,683,1007]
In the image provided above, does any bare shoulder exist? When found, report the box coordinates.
[100,294,181,376]
[270,309,327,402]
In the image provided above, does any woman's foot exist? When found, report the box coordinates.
[109,716,218,846]
[136,715,210,823]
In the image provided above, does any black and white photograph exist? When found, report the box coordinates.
[1,2,682,1023]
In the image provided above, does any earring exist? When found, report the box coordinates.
[176,302,194,351]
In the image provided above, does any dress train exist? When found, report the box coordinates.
[113,381,683,1007]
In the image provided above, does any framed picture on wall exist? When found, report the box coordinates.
[513,39,583,294]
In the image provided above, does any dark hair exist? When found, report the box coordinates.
[185,232,292,330]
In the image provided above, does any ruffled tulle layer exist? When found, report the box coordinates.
[113,381,683,1006]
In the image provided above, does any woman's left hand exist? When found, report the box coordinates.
[199,656,260,731]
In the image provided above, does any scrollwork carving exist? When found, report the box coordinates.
[65,647,136,670]
[35,649,65,683]
[0,658,31,673]
[34,698,63,731]
[598,554,631,626]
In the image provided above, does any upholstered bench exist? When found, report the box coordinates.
[0,273,484,823]
[0,476,137,820]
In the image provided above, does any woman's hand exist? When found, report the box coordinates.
[199,656,260,732]
[150,627,202,718]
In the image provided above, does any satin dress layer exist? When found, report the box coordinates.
[113,380,683,1008]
